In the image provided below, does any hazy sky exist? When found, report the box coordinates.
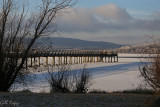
[53,0,160,45]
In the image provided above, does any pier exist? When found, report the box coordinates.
[23,50,118,69]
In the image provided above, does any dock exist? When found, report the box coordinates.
[23,50,118,69]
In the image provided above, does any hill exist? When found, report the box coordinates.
[117,43,159,54]
[35,37,123,50]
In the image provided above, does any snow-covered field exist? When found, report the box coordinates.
[90,54,144,92]
[14,54,146,93]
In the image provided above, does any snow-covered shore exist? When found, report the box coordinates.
[14,54,145,93]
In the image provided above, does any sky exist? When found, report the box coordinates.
[27,0,160,45]
[53,0,160,45]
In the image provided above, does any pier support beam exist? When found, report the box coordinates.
[34,57,36,68]
[65,56,67,65]
[52,56,55,66]
[81,56,83,64]
[38,57,40,67]
[31,56,33,67]
[46,57,48,66]
[58,57,60,65]
[111,56,113,63]
[26,58,28,70]
[105,56,107,63]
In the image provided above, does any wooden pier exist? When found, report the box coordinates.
[23,50,118,69]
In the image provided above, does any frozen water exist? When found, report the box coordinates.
[13,54,145,93]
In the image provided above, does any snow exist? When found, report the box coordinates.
[88,54,144,92]
[13,54,146,93]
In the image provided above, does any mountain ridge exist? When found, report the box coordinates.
[35,37,123,50]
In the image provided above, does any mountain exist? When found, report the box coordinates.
[35,37,123,50]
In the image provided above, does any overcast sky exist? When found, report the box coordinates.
[53,0,160,45]
[28,0,160,45]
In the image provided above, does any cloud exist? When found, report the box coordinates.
[58,4,132,33]
[57,4,160,33]
[58,8,106,32]
[94,4,132,21]
[132,19,160,31]
[151,11,160,19]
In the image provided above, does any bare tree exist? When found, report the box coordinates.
[74,65,92,93]
[0,0,74,92]
[139,40,160,91]
[44,65,73,93]
[44,65,92,93]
